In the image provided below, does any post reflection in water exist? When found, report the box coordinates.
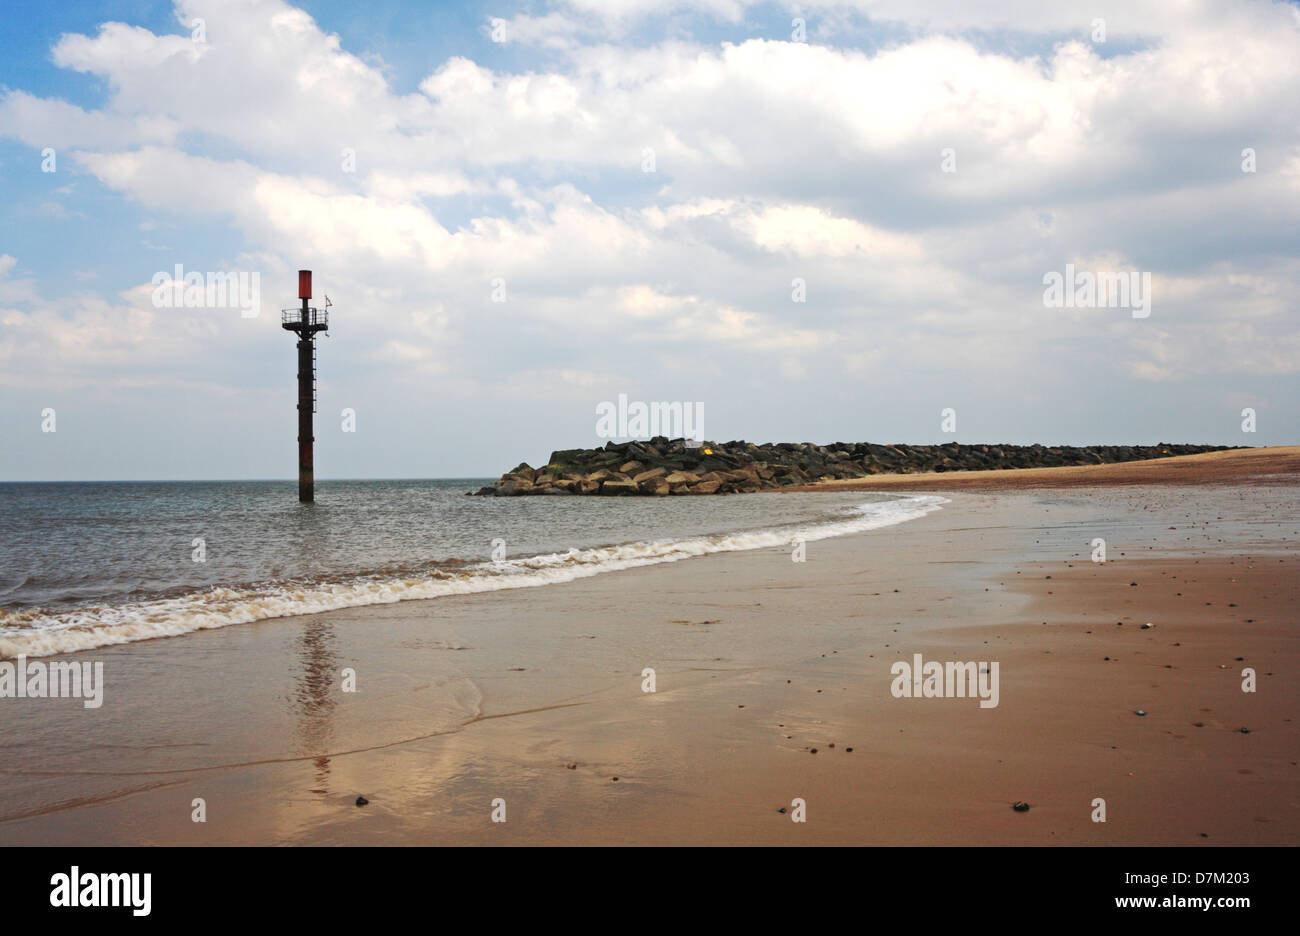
[294,618,338,795]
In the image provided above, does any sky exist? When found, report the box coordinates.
[1,0,1297,481]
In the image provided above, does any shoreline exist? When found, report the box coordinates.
[0,490,940,661]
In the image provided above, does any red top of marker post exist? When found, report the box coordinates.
[298,270,312,299]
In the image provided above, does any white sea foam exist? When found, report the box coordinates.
[0,495,946,658]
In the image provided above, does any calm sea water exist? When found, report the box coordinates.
[0,480,944,658]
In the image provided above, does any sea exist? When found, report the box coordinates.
[0,480,945,659]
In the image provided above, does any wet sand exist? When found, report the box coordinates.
[1,453,1296,844]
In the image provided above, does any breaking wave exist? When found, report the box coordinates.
[0,495,946,659]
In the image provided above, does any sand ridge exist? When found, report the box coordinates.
[787,445,1300,492]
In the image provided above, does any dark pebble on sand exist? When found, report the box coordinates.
[1012,801,1030,812]
[1135,710,1147,716]
[355,796,369,806]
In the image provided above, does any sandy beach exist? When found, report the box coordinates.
[1,448,1296,845]
[785,445,1300,491]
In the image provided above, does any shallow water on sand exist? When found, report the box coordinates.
[0,480,941,658]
